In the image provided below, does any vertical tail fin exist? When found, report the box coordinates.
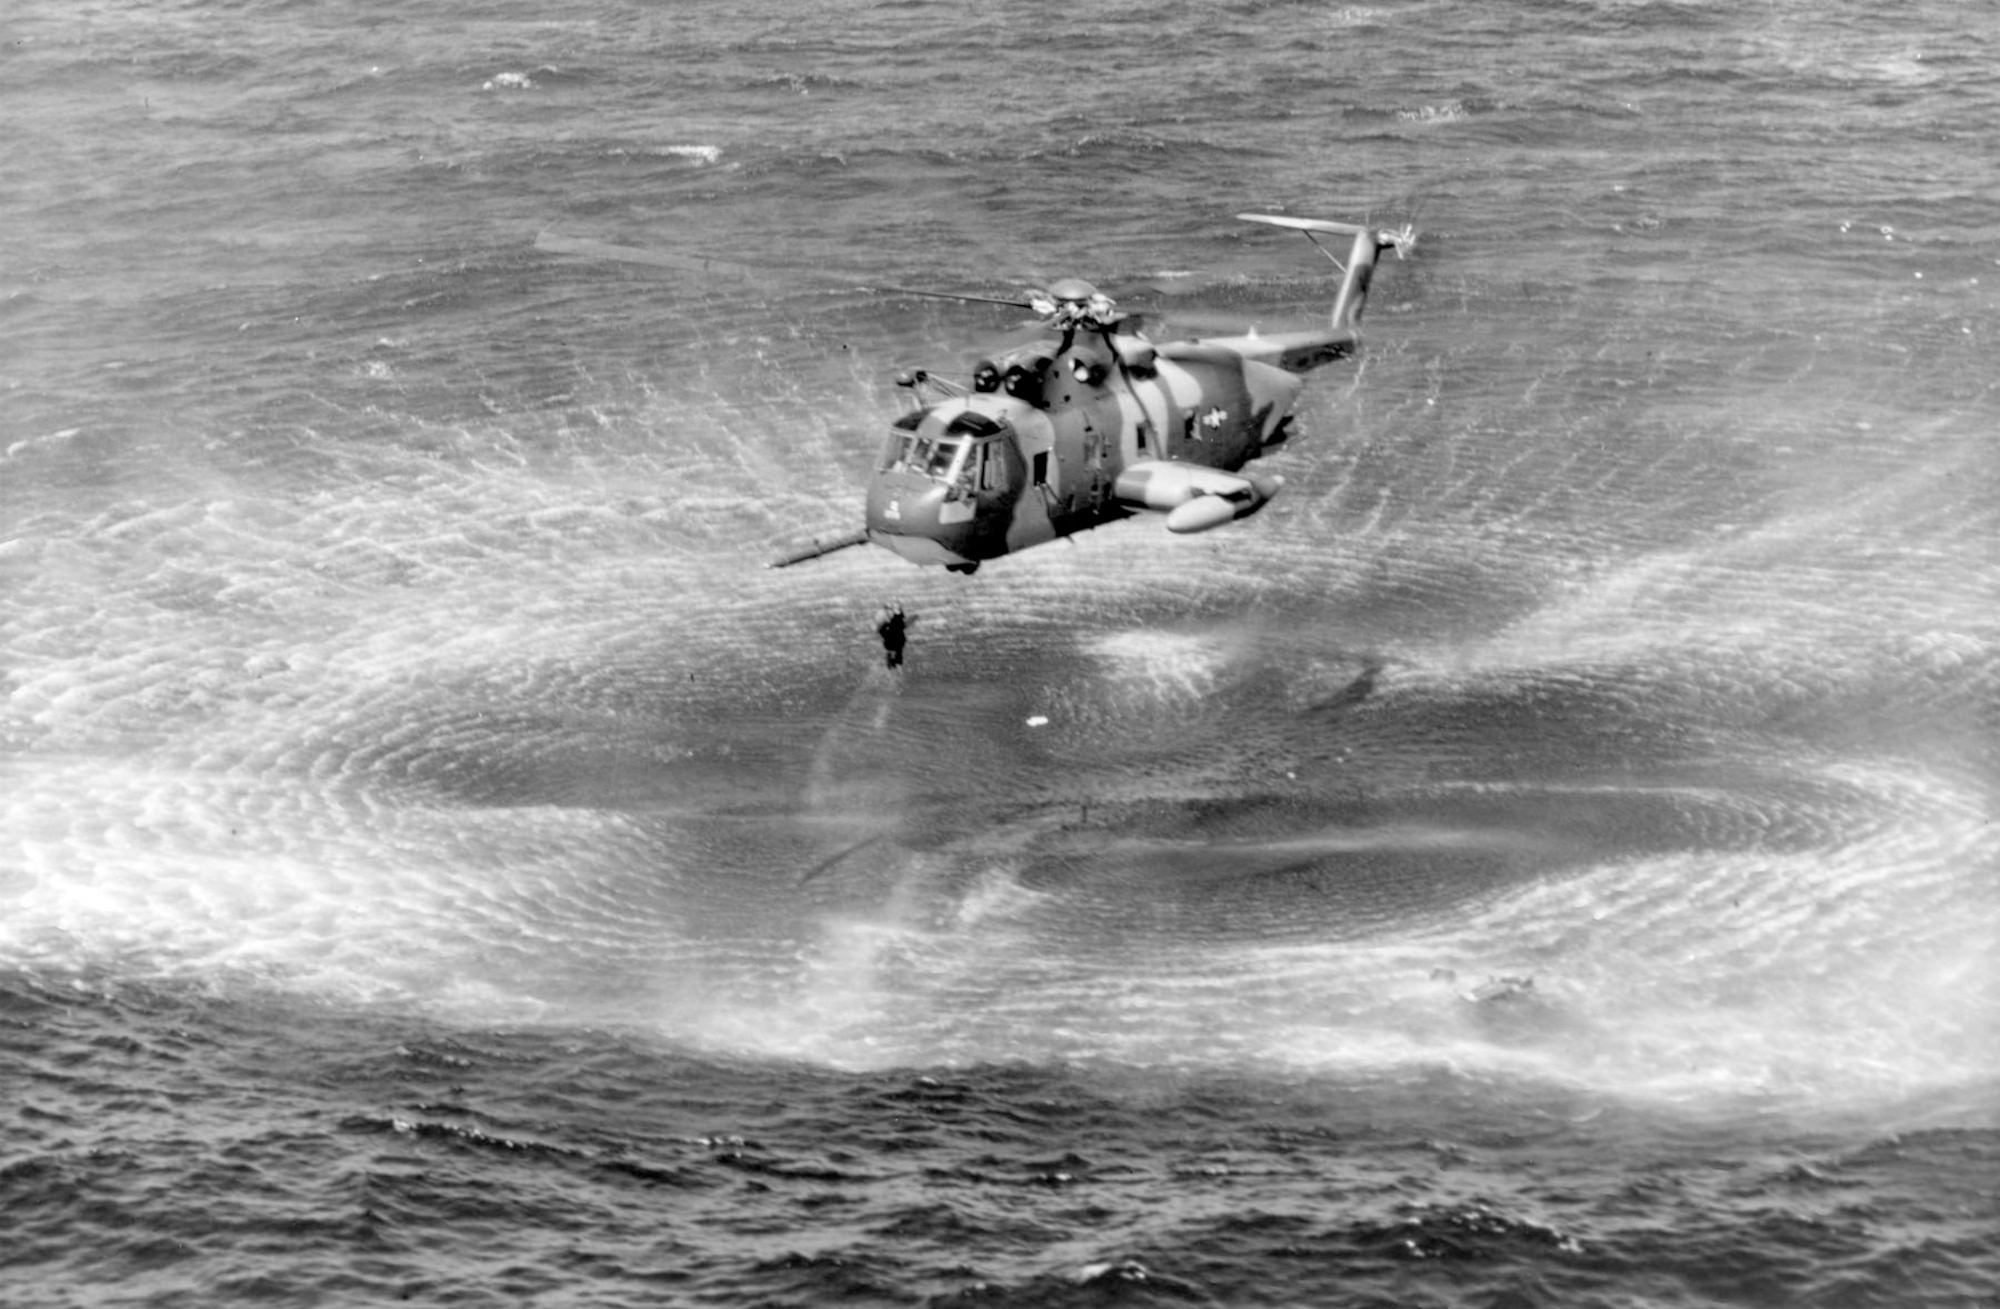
[1329,226,1380,332]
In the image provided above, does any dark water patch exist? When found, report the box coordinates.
[3,979,1994,1305]
[1353,1196,1586,1261]
[973,758,1859,950]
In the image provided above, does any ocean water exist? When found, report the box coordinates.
[3,1,1996,1305]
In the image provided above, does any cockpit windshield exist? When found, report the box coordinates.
[882,432,966,482]
[879,411,1004,491]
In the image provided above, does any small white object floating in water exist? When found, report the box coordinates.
[1025,715,1049,727]
[661,144,722,165]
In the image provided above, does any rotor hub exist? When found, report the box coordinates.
[1032,278,1118,329]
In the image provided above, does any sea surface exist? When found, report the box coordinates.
[3,1,1996,1305]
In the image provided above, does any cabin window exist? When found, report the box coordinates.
[1032,450,1050,486]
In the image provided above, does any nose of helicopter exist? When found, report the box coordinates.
[865,474,979,568]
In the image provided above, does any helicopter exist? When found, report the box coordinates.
[538,213,1415,574]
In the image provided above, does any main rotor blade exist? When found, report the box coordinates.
[537,229,1035,310]
[860,284,1036,310]
[534,230,766,280]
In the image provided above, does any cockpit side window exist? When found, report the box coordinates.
[879,412,923,471]
[924,439,961,479]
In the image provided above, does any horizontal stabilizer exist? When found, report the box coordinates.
[1235,213,1377,238]
[1236,213,1418,263]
